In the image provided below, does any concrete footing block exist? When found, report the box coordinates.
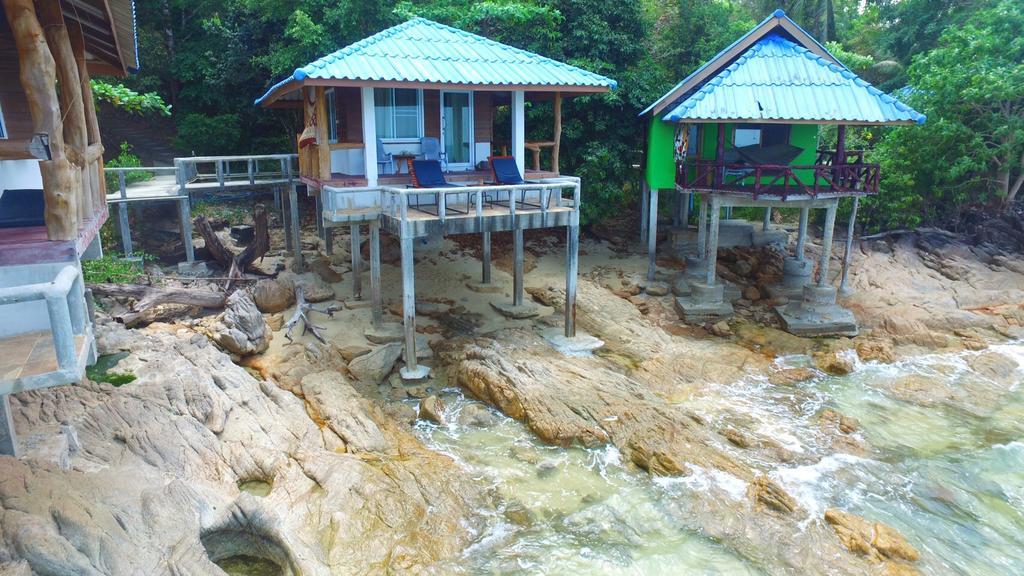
[776,285,859,337]
[400,364,431,381]
[542,329,604,355]
[177,261,211,276]
[674,282,734,323]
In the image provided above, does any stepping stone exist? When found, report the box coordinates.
[491,301,542,319]
[466,282,503,294]
[364,323,404,344]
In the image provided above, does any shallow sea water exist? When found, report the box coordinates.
[414,343,1024,574]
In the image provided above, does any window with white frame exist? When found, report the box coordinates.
[374,88,422,140]
[0,100,7,139]
[325,89,338,143]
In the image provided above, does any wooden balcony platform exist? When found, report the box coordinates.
[303,168,558,190]
[0,208,108,266]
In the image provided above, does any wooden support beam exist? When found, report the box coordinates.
[315,87,331,182]
[839,196,860,293]
[39,0,92,220]
[0,139,34,160]
[3,0,77,240]
[552,92,562,175]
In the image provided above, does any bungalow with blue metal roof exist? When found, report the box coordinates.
[640,9,924,337]
[257,17,616,379]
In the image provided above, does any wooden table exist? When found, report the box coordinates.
[393,153,417,174]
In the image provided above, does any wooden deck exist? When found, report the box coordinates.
[0,208,108,266]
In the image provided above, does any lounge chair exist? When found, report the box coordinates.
[485,156,545,209]
[407,159,470,216]
[376,138,394,175]
[420,137,447,171]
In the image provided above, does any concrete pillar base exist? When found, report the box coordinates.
[776,285,859,337]
[765,257,814,300]
[673,282,734,323]
[400,364,431,381]
[542,328,605,355]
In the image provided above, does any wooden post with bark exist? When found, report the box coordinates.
[552,92,562,175]
[3,0,77,240]
[193,205,271,289]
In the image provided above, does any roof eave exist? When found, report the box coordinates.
[640,10,840,119]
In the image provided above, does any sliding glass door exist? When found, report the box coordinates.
[441,90,474,170]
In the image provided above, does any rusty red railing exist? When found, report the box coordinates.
[678,155,879,199]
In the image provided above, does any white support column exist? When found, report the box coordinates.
[640,183,649,244]
[482,231,492,284]
[565,223,579,338]
[839,197,860,293]
[179,198,195,264]
[646,187,658,282]
[361,87,378,187]
[369,220,382,326]
[795,206,810,261]
[350,224,362,300]
[705,196,722,286]
[399,233,428,380]
[288,184,302,270]
[818,201,838,287]
[513,227,525,306]
[0,396,16,457]
[511,90,526,175]
[696,195,708,258]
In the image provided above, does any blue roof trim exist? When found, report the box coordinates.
[660,34,926,125]
[127,0,140,74]
[256,17,616,106]
[640,9,840,117]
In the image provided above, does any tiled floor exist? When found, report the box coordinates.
[0,331,83,380]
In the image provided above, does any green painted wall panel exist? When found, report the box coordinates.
[645,118,676,189]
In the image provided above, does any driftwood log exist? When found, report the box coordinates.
[89,283,227,327]
[194,204,271,289]
[284,286,338,344]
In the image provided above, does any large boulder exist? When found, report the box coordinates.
[348,343,403,384]
[209,291,270,356]
[253,278,294,313]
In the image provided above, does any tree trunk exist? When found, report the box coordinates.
[2,0,76,240]
[193,205,271,288]
[89,283,227,327]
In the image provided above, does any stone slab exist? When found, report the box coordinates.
[674,296,734,324]
[491,301,542,319]
[775,304,859,337]
[364,323,404,344]
[466,282,504,294]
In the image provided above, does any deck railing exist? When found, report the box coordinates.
[0,265,93,395]
[678,157,880,198]
[379,177,581,228]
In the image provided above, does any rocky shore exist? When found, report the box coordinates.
[2,222,1022,574]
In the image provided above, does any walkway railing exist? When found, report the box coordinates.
[174,154,299,191]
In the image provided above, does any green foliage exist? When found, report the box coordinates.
[862,0,1024,230]
[104,142,153,190]
[192,200,249,226]
[82,254,152,284]
[174,113,242,156]
[86,352,136,386]
[91,80,171,116]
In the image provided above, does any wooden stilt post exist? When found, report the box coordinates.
[565,222,579,338]
[4,0,76,240]
[552,92,562,175]
[817,201,838,287]
[796,206,810,261]
[705,196,722,286]
[350,223,362,299]
[70,24,104,209]
[369,220,383,327]
[482,231,492,284]
[0,395,17,457]
[315,193,325,250]
[289,184,302,270]
[763,207,772,231]
[647,186,658,282]
[839,197,860,293]
[280,187,292,250]
[513,227,524,306]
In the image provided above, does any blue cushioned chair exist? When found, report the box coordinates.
[486,156,544,209]
[0,189,46,229]
[407,159,470,216]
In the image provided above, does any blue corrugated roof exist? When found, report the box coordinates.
[256,17,616,105]
[661,33,924,124]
